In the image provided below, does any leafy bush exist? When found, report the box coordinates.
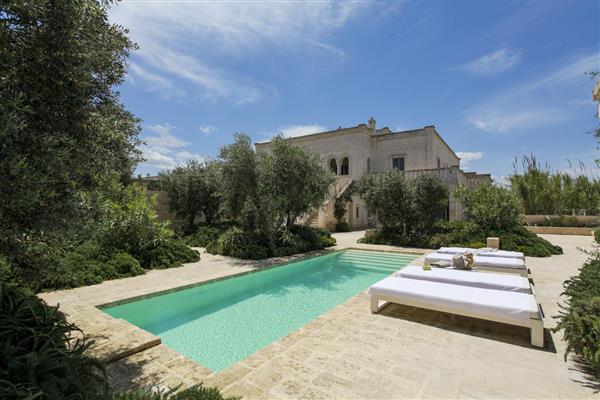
[0,282,109,399]
[428,220,482,248]
[361,221,562,257]
[455,184,523,232]
[113,384,239,400]
[495,227,563,257]
[554,252,600,378]
[335,222,351,232]
[140,240,200,270]
[595,229,600,244]
[356,171,448,235]
[186,226,227,248]
[204,224,335,259]
[96,187,172,260]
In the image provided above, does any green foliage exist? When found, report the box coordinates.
[0,0,142,266]
[258,136,334,229]
[185,226,227,248]
[595,229,600,244]
[361,221,562,257]
[356,170,414,232]
[140,240,200,270]
[95,186,173,260]
[356,171,448,236]
[203,224,335,260]
[554,252,600,378]
[455,184,523,232]
[428,220,482,248]
[333,182,356,225]
[510,155,600,215]
[161,159,222,233]
[219,133,259,222]
[495,227,563,257]
[335,222,351,232]
[0,282,109,399]
[113,384,239,400]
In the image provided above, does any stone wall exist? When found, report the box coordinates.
[525,226,594,236]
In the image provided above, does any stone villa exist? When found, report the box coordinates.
[256,118,491,230]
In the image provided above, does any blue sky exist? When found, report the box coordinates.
[109,1,600,181]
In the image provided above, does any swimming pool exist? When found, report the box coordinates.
[102,249,416,372]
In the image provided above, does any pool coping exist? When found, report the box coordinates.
[39,244,427,365]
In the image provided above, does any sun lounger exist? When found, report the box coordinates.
[438,247,524,259]
[424,252,528,277]
[367,277,544,347]
[395,265,531,293]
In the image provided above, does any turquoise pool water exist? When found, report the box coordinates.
[102,249,416,372]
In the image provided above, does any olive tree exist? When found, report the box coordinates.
[455,184,523,232]
[0,0,141,267]
[258,136,334,229]
[160,159,222,232]
[218,133,259,222]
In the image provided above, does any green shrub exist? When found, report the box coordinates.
[455,184,523,232]
[185,226,226,247]
[140,240,200,270]
[107,252,145,277]
[0,283,109,399]
[595,229,600,244]
[428,220,482,248]
[495,227,562,257]
[113,384,239,400]
[554,253,600,378]
[335,222,351,232]
[96,187,173,260]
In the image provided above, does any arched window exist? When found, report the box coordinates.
[329,158,338,175]
[341,157,349,175]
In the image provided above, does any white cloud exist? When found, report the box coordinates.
[109,2,367,102]
[198,125,218,135]
[141,147,176,169]
[467,108,565,133]
[278,124,327,138]
[456,151,483,169]
[145,124,189,148]
[140,124,205,170]
[466,53,599,133]
[462,48,521,76]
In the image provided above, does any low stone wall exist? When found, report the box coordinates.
[525,226,594,236]
[523,215,598,226]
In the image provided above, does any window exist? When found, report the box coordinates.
[329,159,338,175]
[341,157,349,175]
[356,206,360,218]
[437,157,441,169]
[367,157,371,174]
[392,157,405,171]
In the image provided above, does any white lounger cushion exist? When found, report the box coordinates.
[395,265,530,293]
[367,277,538,322]
[425,252,526,270]
[439,247,524,259]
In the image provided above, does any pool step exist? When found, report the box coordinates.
[338,252,417,266]
[343,250,418,261]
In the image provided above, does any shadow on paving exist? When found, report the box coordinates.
[377,302,558,353]
[567,357,600,393]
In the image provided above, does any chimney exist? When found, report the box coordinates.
[367,117,376,130]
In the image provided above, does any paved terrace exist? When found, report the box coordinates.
[39,234,598,399]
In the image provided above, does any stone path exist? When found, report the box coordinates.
[39,234,599,398]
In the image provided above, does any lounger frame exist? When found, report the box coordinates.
[370,291,544,348]
[472,265,530,277]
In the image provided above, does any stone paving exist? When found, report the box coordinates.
[39,234,599,398]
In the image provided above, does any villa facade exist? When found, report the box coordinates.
[256,118,491,230]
